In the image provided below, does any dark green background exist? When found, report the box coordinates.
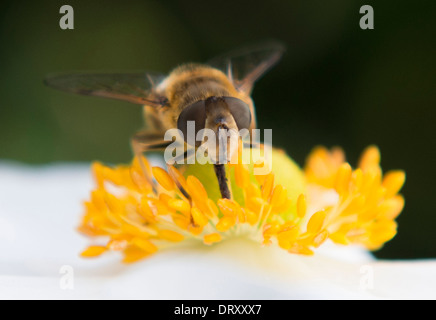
[0,0,434,259]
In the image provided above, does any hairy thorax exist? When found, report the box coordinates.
[154,64,241,130]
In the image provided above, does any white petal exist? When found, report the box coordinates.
[0,162,434,300]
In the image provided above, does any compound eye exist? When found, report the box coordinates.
[223,97,251,131]
[177,100,206,147]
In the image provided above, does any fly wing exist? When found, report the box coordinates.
[207,40,286,94]
[44,72,168,107]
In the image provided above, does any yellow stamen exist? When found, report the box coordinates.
[168,199,191,216]
[122,246,150,264]
[152,167,176,191]
[358,145,380,172]
[382,171,406,198]
[191,207,209,227]
[261,173,275,200]
[186,176,208,201]
[80,246,107,258]
[216,216,236,232]
[131,238,158,253]
[335,163,352,194]
[204,233,222,245]
[296,194,307,218]
[306,211,326,234]
[313,230,329,248]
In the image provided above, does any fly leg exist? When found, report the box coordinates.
[131,130,192,198]
[131,130,173,184]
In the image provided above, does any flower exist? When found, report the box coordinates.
[3,161,435,299]
[78,145,405,264]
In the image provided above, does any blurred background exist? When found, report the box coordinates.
[0,0,434,259]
